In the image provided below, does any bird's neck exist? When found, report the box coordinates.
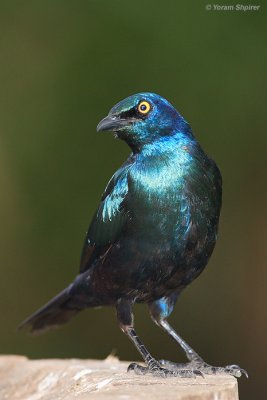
[137,132,197,159]
[125,121,194,154]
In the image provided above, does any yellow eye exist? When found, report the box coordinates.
[138,101,151,115]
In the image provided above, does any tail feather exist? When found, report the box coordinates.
[18,284,84,335]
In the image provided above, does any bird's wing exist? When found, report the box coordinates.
[79,158,133,273]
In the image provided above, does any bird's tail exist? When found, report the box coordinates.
[18,283,87,335]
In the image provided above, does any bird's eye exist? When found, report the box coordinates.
[138,101,151,115]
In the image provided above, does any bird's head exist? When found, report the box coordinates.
[97,93,191,152]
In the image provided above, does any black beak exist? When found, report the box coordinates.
[97,115,132,132]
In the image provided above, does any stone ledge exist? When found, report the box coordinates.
[0,355,239,400]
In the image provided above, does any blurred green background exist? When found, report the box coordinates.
[0,1,266,398]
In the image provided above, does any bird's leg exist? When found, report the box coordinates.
[159,318,204,363]
[158,319,248,378]
[148,298,248,378]
[116,299,202,378]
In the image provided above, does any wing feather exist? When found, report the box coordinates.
[79,158,133,273]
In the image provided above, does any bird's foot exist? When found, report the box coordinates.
[127,359,204,378]
[160,359,248,378]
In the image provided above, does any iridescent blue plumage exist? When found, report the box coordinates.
[19,93,247,378]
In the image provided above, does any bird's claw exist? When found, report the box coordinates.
[127,362,147,375]
[223,364,248,378]
[127,361,203,378]
[159,359,248,378]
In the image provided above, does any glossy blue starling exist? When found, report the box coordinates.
[19,93,247,378]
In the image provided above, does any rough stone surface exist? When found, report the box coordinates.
[0,355,239,400]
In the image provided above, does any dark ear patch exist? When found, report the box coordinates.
[120,106,138,120]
